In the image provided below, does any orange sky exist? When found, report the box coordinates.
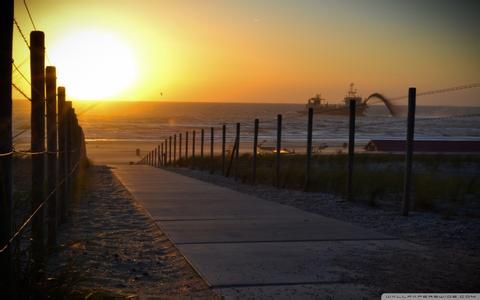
[11,0,480,105]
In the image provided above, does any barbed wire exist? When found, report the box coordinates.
[11,83,31,101]
[12,61,31,87]
[23,0,37,31]
[0,160,80,254]
[13,18,30,49]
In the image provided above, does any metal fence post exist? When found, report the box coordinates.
[402,87,416,216]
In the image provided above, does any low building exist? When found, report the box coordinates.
[364,139,480,153]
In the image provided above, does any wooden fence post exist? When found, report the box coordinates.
[57,87,67,224]
[173,134,177,164]
[275,114,282,188]
[30,31,46,272]
[234,123,240,180]
[64,101,73,215]
[210,127,214,174]
[169,136,172,165]
[192,130,196,166]
[304,108,313,191]
[252,119,259,184]
[46,66,57,248]
[0,0,14,293]
[222,124,226,175]
[157,145,161,167]
[160,143,164,166]
[402,87,416,216]
[201,128,205,159]
[347,99,356,201]
[179,133,182,161]
[164,138,168,166]
[185,131,189,160]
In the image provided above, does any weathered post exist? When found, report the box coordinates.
[252,119,259,184]
[275,114,282,188]
[222,124,226,175]
[0,0,14,293]
[192,130,196,167]
[46,66,57,248]
[157,145,161,167]
[304,108,313,191]
[160,143,164,166]
[402,88,416,216]
[30,31,46,271]
[185,131,189,160]
[164,138,168,165]
[210,127,214,174]
[154,147,158,167]
[347,99,356,201]
[201,128,205,159]
[57,87,67,224]
[179,133,182,161]
[234,123,240,180]
[173,134,177,164]
[65,101,73,209]
[169,136,172,165]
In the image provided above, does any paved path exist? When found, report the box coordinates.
[112,165,419,299]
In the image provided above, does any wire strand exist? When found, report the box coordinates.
[13,18,30,49]
[11,83,32,101]
[23,0,37,31]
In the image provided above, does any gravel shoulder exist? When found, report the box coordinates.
[170,167,480,293]
[43,165,219,299]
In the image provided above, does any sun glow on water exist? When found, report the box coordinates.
[49,29,138,100]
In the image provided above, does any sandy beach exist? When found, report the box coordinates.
[42,165,219,298]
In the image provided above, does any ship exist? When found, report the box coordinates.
[299,83,368,116]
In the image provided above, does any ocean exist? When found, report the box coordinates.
[12,101,480,152]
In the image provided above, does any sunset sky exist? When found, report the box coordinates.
[12,0,480,105]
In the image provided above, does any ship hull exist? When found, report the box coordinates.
[299,103,368,116]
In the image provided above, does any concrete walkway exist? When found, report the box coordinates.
[112,165,419,299]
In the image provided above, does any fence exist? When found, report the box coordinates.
[138,85,480,218]
[0,1,88,297]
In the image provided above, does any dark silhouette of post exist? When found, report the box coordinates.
[275,114,282,188]
[222,124,226,175]
[402,88,416,216]
[234,123,240,180]
[157,145,161,167]
[185,131,189,160]
[210,127,214,174]
[46,66,57,248]
[164,138,168,165]
[65,101,72,209]
[179,133,182,161]
[192,130,196,166]
[168,136,172,165]
[0,0,14,294]
[154,147,158,167]
[57,87,67,224]
[173,134,177,164]
[304,108,313,191]
[347,99,356,201]
[252,119,259,184]
[201,128,204,159]
[30,31,46,272]
[160,143,164,166]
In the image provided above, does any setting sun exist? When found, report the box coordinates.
[49,29,138,100]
